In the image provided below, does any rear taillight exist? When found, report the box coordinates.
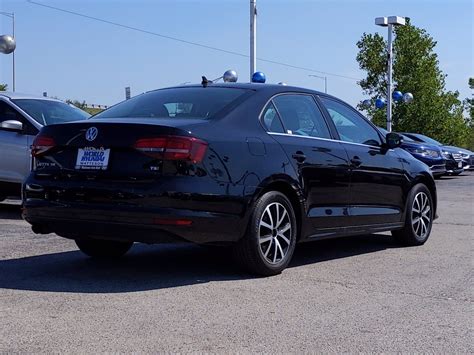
[31,135,56,157]
[133,136,208,163]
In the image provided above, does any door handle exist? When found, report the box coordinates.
[292,151,306,163]
[350,156,362,168]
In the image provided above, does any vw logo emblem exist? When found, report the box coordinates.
[85,127,98,142]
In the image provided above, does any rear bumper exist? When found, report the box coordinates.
[23,199,244,244]
[22,176,251,245]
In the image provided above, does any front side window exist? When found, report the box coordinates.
[320,97,381,146]
[272,94,331,139]
[95,87,251,120]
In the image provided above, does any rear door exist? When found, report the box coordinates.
[0,100,37,184]
[262,93,351,230]
[319,96,405,226]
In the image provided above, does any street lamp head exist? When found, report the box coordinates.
[387,16,406,26]
[375,17,388,27]
[0,35,15,54]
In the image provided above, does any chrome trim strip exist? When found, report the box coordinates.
[268,132,383,149]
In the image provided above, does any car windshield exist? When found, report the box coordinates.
[94,87,251,120]
[13,99,90,125]
[408,133,442,145]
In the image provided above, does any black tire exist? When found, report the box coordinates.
[392,183,434,246]
[233,191,297,276]
[75,238,133,258]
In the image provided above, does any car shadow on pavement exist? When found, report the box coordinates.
[0,233,397,293]
[0,202,22,220]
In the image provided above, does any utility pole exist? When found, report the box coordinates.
[375,16,406,132]
[0,12,15,91]
[386,23,393,132]
[250,0,257,81]
[309,74,327,93]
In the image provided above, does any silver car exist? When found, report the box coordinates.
[0,92,90,200]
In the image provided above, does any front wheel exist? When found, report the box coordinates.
[75,238,133,258]
[233,191,297,276]
[392,183,434,246]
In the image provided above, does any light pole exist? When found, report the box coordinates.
[250,0,257,80]
[0,12,15,92]
[375,16,406,132]
[308,74,327,93]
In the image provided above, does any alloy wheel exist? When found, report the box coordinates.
[411,191,431,239]
[258,202,292,264]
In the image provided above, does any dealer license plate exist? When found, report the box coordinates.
[75,148,110,170]
[458,162,462,168]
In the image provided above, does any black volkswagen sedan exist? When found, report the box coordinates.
[23,83,437,275]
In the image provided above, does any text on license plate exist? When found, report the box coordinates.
[75,148,110,170]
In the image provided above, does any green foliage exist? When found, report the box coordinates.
[65,99,103,116]
[356,22,470,147]
[0,83,7,91]
[465,78,474,150]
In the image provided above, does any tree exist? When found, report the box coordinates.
[66,99,87,110]
[356,21,469,146]
[0,84,7,91]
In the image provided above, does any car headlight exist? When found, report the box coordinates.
[461,153,470,159]
[441,151,451,158]
[407,147,438,157]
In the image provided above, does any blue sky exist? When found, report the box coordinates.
[0,0,472,107]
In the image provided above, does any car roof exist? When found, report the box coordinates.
[0,91,62,102]
[147,82,328,96]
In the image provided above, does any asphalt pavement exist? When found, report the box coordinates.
[0,172,472,353]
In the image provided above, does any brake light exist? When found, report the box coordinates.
[134,136,208,163]
[31,135,56,157]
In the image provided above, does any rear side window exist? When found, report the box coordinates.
[95,87,251,120]
[261,102,285,133]
[272,94,331,139]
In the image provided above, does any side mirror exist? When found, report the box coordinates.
[0,119,23,132]
[385,132,402,149]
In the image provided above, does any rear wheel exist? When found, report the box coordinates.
[392,183,433,246]
[75,238,133,258]
[233,191,297,276]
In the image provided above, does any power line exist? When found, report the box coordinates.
[27,0,361,81]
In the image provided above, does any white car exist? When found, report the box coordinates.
[0,92,90,200]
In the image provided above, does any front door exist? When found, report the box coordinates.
[262,93,351,231]
[319,96,406,226]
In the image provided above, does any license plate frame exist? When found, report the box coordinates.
[75,147,111,170]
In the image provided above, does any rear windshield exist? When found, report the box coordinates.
[13,99,90,125]
[95,87,251,120]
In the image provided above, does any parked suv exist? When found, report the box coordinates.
[0,92,90,200]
